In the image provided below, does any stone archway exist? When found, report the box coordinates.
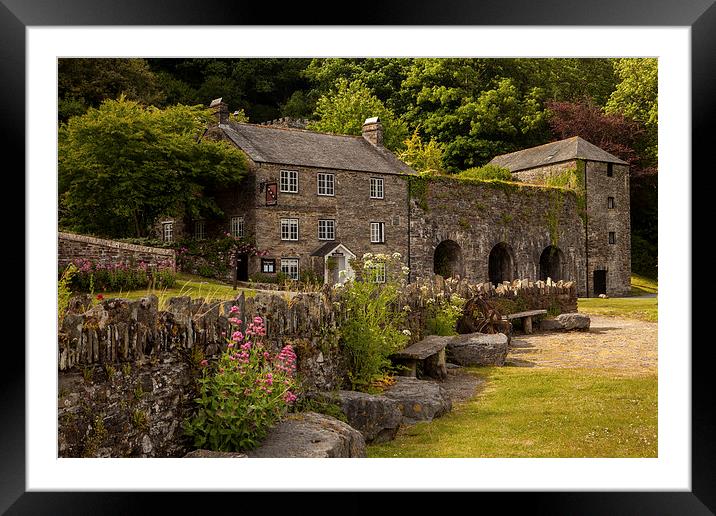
[433,240,464,279]
[488,242,516,286]
[539,245,565,282]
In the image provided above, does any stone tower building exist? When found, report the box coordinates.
[489,136,631,297]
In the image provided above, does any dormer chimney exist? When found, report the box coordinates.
[209,97,229,124]
[362,116,383,146]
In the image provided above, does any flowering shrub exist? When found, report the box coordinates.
[337,253,409,392]
[183,308,298,451]
[66,258,176,292]
[425,294,466,336]
[176,234,267,280]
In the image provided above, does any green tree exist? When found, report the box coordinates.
[308,78,408,150]
[605,58,658,165]
[398,129,445,174]
[59,97,248,238]
[58,58,165,121]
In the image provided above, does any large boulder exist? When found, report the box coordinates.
[556,313,590,331]
[245,412,366,458]
[337,390,402,443]
[446,332,509,366]
[539,313,590,331]
[381,377,452,425]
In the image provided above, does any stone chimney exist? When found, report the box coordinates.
[362,116,383,146]
[209,97,229,124]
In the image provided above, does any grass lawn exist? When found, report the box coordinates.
[100,272,254,308]
[630,273,658,296]
[368,367,657,458]
[577,274,658,322]
[578,297,657,322]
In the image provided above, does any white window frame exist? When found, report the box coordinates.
[317,173,335,196]
[280,258,300,281]
[162,222,173,243]
[230,216,245,238]
[261,259,276,274]
[280,170,299,193]
[194,220,206,240]
[370,177,384,199]
[370,222,385,243]
[318,219,336,241]
[280,218,299,241]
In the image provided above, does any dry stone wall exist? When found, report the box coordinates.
[59,232,176,271]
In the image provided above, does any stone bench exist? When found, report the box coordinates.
[391,335,449,380]
[502,309,547,334]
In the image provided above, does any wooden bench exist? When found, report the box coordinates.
[391,335,449,380]
[502,309,547,334]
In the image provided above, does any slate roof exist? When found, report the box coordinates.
[219,122,415,175]
[488,136,628,172]
[310,242,355,257]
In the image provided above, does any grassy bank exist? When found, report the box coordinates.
[368,367,657,458]
[99,272,254,308]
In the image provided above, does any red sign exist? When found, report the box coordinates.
[266,182,277,206]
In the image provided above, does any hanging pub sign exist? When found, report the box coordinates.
[266,182,278,206]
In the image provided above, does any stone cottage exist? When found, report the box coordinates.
[157,98,631,297]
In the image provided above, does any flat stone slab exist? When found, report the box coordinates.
[184,450,248,458]
[447,332,509,366]
[392,335,450,360]
[337,390,402,443]
[539,313,590,331]
[503,309,547,320]
[381,377,452,425]
[245,412,366,458]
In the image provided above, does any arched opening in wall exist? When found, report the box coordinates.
[539,245,565,282]
[433,240,463,279]
[488,242,516,286]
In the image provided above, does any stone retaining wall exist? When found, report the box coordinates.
[58,232,176,271]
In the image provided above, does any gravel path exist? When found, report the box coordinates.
[506,314,657,375]
[428,313,657,405]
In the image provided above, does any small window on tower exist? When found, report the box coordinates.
[607,197,615,209]
[607,163,614,177]
[608,232,616,244]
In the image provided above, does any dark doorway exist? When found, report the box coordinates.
[488,242,515,286]
[236,253,249,282]
[433,240,463,279]
[593,270,607,296]
[539,245,565,282]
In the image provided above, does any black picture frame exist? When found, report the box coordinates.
[4,0,709,513]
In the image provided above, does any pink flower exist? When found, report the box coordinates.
[230,306,240,314]
[253,316,263,325]
[200,359,208,367]
[232,331,244,342]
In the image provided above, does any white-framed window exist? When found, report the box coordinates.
[317,173,335,196]
[370,177,384,199]
[369,262,386,283]
[280,170,299,193]
[318,219,335,241]
[194,220,206,240]
[261,259,276,273]
[280,258,300,280]
[230,216,245,238]
[608,231,616,244]
[280,218,299,241]
[370,222,385,243]
[162,222,173,243]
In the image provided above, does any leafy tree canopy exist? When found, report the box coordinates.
[59,97,248,238]
[308,78,408,151]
